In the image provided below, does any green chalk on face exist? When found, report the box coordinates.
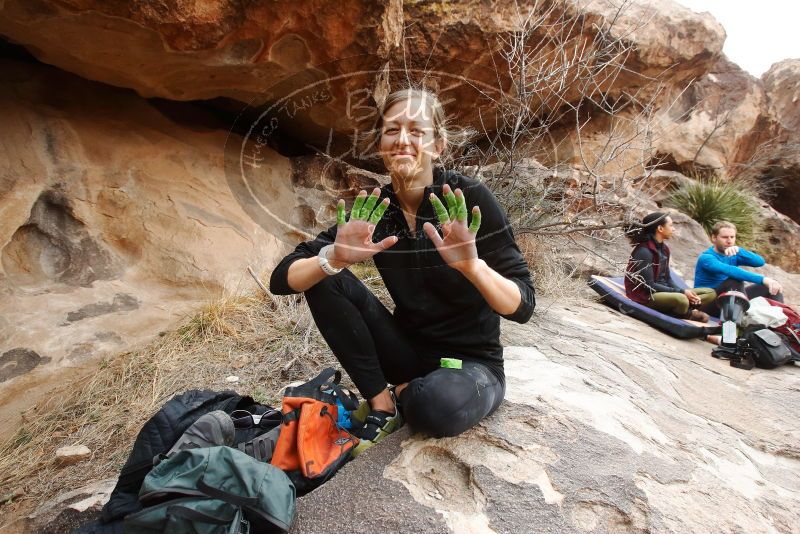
[440,357,462,369]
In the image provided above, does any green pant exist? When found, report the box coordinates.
[647,288,716,317]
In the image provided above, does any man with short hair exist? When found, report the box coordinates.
[693,221,784,311]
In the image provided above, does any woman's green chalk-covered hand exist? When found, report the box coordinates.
[332,187,398,267]
[423,184,481,272]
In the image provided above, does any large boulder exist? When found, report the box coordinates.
[653,56,766,175]
[654,57,800,226]
[0,58,294,434]
[0,0,725,151]
[754,198,800,274]
[292,300,800,533]
[0,0,402,103]
[22,300,800,533]
[757,59,800,222]
[0,56,391,438]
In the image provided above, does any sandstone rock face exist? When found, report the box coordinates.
[0,56,396,438]
[292,300,800,533]
[23,301,800,532]
[549,55,769,187]
[0,59,301,434]
[653,56,766,174]
[0,0,725,151]
[0,0,402,103]
[755,198,800,274]
[757,59,800,222]
[0,0,407,153]
[576,0,724,82]
[649,57,800,226]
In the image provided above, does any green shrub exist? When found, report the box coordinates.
[665,178,762,247]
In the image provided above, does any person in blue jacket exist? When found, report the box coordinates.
[694,221,784,312]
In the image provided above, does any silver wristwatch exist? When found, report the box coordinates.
[318,244,343,275]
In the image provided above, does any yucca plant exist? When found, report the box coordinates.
[665,178,763,247]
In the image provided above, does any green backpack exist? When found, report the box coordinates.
[124,446,295,533]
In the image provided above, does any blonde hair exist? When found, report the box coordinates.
[711,220,737,237]
[358,88,466,165]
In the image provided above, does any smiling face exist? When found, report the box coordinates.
[379,96,444,181]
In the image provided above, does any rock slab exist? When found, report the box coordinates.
[291,300,800,533]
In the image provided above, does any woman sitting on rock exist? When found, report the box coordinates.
[624,212,715,322]
[269,88,535,453]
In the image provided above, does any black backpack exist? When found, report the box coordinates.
[124,447,295,533]
[101,389,269,523]
[744,328,793,369]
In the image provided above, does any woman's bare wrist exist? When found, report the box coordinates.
[328,246,352,270]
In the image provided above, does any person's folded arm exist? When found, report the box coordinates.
[269,224,338,295]
[735,248,766,268]
[459,245,534,322]
[630,247,681,294]
[698,254,764,284]
[461,184,535,323]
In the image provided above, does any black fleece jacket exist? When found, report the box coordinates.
[630,240,682,293]
[269,168,535,377]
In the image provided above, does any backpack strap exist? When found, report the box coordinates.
[304,368,339,390]
[166,505,237,525]
[197,477,260,507]
[237,427,280,462]
[319,378,359,411]
[168,505,251,534]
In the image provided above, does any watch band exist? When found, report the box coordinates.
[318,244,343,275]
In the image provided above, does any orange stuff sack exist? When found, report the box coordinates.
[270,368,359,494]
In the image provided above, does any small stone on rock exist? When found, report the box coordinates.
[55,445,91,466]
[225,375,240,383]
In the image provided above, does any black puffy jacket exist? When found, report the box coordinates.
[100,389,250,522]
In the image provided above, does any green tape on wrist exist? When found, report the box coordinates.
[440,357,462,369]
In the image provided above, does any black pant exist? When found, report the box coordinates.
[701,279,784,315]
[304,270,505,438]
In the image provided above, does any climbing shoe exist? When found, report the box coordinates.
[351,392,403,457]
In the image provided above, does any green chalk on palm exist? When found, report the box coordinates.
[440,357,462,369]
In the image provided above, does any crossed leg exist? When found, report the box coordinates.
[303,270,504,437]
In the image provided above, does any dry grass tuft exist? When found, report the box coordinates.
[0,283,341,516]
[518,234,583,301]
[0,251,549,518]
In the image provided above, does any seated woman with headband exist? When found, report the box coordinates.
[624,212,715,322]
